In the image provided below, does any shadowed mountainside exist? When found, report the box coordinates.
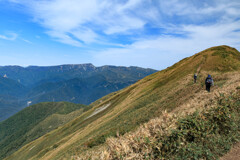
[0,64,156,121]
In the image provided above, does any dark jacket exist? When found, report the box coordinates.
[205,75,214,86]
[194,74,197,79]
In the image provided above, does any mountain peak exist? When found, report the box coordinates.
[200,45,239,56]
[195,45,240,72]
[169,45,240,74]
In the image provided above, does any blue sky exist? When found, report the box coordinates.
[0,0,240,70]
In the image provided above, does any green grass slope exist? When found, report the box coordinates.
[5,45,240,160]
[0,102,86,159]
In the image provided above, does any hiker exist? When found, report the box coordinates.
[194,73,197,83]
[205,74,214,92]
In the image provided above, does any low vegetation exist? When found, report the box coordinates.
[97,91,240,159]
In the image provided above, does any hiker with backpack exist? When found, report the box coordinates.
[194,73,197,83]
[205,74,214,92]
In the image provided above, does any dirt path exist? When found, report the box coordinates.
[173,72,240,116]
[220,142,240,160]
[196,56,207,74]
[85,103,111,120]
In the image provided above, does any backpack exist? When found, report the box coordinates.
[206,78,212,84]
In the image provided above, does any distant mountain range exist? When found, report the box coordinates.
[0,64,156,121]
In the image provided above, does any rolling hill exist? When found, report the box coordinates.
[0,64,156,121]
[0,102,87,159]
[3,45,240,160]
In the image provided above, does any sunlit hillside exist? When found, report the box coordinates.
[5,45,240,160]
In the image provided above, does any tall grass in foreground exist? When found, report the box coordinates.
[78,91,240,159]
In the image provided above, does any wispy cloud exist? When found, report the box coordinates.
[8,0,240,45]
[93,19,240,69]
[6,0,240,69]
[7,0,147,46]
[46,30,82,47]
[21,38,33,44]
[0,32,18,41]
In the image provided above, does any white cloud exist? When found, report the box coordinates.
[8,0,146,46]
[21,38,33,44]
[103,16,145,35]
[46,30,82,47]
[93,20,240,70]
[31,0,99,31]
[96,0,145,35]
[0,33,18,41]
[8,0,240,41]
[6,0,240,69]
[158,0,240,16]
[70,28,98,44]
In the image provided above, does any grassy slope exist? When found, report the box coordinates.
[97,90,240,159]
[0,102,86,159]
[6,45,240,160]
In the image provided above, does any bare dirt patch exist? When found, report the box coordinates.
[220,142,240,160]
[85,103,111,120]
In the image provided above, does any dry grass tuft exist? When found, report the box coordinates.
[103,111,177,160]
[75,111,178,160]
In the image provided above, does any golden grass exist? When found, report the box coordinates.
[5,45,240,160]
[76,72,240,160]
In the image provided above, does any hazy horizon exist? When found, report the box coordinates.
[0,63,158,70]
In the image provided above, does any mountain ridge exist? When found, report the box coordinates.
[3,45,240,160]
[0,64,156,121]
[0,63,155,86]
